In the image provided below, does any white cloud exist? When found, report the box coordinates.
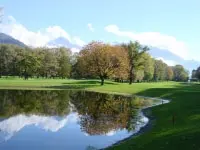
[105,25,189,60]
[0,16,85,48]
[87,23,94,32]
[73,36,86,47]
[156,57,177,66]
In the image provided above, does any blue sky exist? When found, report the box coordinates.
[1,0,200,62]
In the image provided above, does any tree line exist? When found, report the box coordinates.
[0,41,189,85]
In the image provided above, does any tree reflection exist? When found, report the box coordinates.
[70,91,152,135]
[0,90,153,136]
[0,90,71,117]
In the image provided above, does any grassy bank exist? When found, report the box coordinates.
[0,78,200,150]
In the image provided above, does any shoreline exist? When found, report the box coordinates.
[103,96,170,150]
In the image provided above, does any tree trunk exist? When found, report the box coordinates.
[129,65,134,85]
[129,71,133,85]
[24,69,26,80]
[100,76,104,86]
[129,76,132,84]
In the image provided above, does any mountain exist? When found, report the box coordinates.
[149,47,200,72]
[0,33,27,47]
[47,37,81,49]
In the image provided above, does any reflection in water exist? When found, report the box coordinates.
[0,113,78,142]
[0,90,157,150]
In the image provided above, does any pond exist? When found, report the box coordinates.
[0,90,163,150]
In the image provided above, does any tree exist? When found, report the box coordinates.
[154,59,165,81]
[192,69,197,79]
[70,52,81,79]
[111,46,129,82]
[78,41,128,85]
[166,66,174,81]
[18,48,39,79]
[134,70,144,82]
[194,67,200,80]
[122,41,149,84]
[143,53,154,81]
[57,47,71,79]
[39,49,58,78]
[192,67,200,81]
[0,45,12,77]
[173,65,189,81]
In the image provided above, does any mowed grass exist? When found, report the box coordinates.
[0,78,200,150]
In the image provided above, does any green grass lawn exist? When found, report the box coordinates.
[0,78,200,150]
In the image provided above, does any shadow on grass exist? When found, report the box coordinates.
[62,80,118,85]
[136,83,200,98]
[44,84,99,90]
[45,80,118,90]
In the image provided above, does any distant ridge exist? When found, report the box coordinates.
[0,33,27,47]
[47,37,81,49]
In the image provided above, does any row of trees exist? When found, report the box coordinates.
[0,44,71,79]
[76,41,189,85]
[0,41,189,84]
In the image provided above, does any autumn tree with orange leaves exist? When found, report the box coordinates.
[77,41,129,85]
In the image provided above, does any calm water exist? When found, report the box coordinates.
[0,90,160,150]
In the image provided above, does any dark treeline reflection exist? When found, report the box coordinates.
[0,90,72,117]
[71,91,153,135]
[0,90,153,135]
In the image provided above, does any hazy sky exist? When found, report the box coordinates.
[1,0,200,61]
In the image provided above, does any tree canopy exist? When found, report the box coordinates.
[77,41,128,85]
[122,41,149,84]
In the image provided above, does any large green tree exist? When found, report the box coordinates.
[173,65,189,81]
[154,59,167,81]
[40,49,58,78]
[192,69,197,79]
[18,48,40,79]
[0,45,12,77]
[122,41,149,84]
[57,48,71,79]
[143,53,154,81]
[166,66,174,81]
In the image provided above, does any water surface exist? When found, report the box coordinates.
[0,90,160,150]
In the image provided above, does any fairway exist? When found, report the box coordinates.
[0,78,200,150]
